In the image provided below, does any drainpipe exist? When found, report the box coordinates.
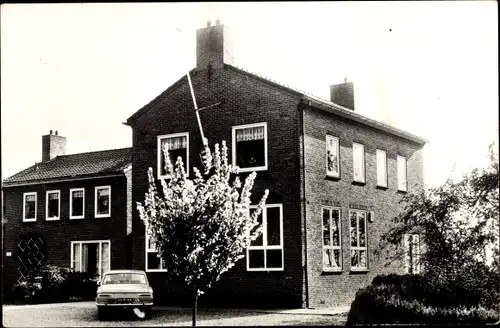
[300,106,310,308]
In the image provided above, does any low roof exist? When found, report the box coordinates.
[2,148,132,187]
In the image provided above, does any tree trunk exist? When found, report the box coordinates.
[192,290,198,327]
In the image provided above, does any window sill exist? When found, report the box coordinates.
[397,189,408,194]
[238,166,268,173]
[23,219,36,223]
[145,269,168,273]
[246,268,284,272]
[70,217,85,220]
[322,269,343,275]
[352,180,366,186]
[95,214,111,219]
[376,185,388,190]
[350,268,369,274]
[46,217,60,221]
[325,174,341,181]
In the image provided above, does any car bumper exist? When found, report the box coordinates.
[96,302,154,307]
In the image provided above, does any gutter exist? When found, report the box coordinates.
[2,173,125,188]
[301,96,428,145]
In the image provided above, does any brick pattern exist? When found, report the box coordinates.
[130,65,305,308]
[301,105,424,307]
[2,176,129,296]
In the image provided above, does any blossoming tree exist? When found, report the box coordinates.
[137,139,268,326]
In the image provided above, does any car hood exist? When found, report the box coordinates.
[99,284,150,293]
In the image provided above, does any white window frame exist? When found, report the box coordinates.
[157,132,190,180]
[349,209,368,271]
[232,122,268,173]
[322,206,342,271]
[246,203,284,271]
[22,192,37,222]
[69,188,85,219]
[404,233,421,274]
[326,135,340,178]
[376,149,388,188]
[70,240,111,277]
[397,155,408,191]
[352,143,365,183]
[145,227,167,272]
[45,190,61,221]
[94,186,111,218]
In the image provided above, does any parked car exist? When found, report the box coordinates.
[95,270,154,320]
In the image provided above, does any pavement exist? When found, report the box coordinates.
[3,301,349,327]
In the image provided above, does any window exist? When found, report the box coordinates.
[322,207,342,270]
[404,234,421,274]
[95,186,111,218]
[23,192,37,222]
[397,155,407,191]
[247,204,283,271]
[46,190,60,221]
[350,210,368,270]
[70,188,85,219]
[157,132,189,179]
[353,143,365,183]
[145,227,166,271]
[326,135,340,178]
[376,149,388,187]
[71,240,110,277]
[232,122,268,172]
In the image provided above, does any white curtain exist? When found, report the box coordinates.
[48,192,59,200]
[81,244,89,272]
[236,126,264,142]
[72,190,83,198]
[162,136,187,150]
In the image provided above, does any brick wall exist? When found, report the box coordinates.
[130,64,306,308]
[2,176,129,295]
[301,104,425,307]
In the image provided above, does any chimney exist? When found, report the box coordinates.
[196,19,234,70]
[42,130,66,161]
[330,78,355,110]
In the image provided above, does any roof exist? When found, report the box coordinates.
[126,64,427,145]
[2,147,132,187]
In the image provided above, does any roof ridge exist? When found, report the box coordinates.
[57,147,132,158]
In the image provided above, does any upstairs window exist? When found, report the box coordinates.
[397,155,407,191]
[350,210,368,271]
[404,234,421,274]
[95,186,111,218]
[353,143,365,183]
[70,188,85,219]
[46,190,60,221]
[232,123,268,172]
[376,149,388,187]
[323,207,342,271]
[247,204,283,271]
[326,135,340,178]
[23,192,37,222]
[157,132,189,179]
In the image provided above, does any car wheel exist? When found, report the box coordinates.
[97,307,107,320]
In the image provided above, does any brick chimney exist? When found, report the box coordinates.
[330,78,355,110]
[42,130,66,161]
[196,19,234,70]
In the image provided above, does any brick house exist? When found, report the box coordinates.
[125,21,427,308]
[2,131,132,300]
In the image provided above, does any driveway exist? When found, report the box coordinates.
[2,302,349,327]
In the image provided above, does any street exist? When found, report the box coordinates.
[2,302,348,327]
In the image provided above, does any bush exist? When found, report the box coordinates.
[347,272,500,325]
[346,283,499,325]
[12,265,99,304]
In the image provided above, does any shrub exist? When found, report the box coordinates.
[347,274,500,325]
[12,265,99,304]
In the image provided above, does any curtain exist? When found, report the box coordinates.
[162,136,187,150]
[25,194,36,202]
[81,244,89,272]
[73,243,81,271]
[48,192,59,200]
[72,190,83,198]
[236,126,264,142]
[98,188,109,197]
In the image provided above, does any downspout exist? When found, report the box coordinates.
[300,105,310,308]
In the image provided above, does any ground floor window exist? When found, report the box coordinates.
[322,207,342,271]
[71,240,110,277]
[247,204,284,271]
[145,228,166,272]
[404,234,421,274]
[350,210,368,270]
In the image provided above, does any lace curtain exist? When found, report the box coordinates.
[236,126,264,142]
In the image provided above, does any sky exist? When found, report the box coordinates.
[1,2,498,188]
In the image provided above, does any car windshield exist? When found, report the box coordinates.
[102,273,147,285]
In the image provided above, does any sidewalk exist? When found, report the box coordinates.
[252,306,350,316]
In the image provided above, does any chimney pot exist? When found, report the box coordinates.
[50,129,53,135]
[207,20,212,27]
[55,130,58,136]
[216,18,221,25]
